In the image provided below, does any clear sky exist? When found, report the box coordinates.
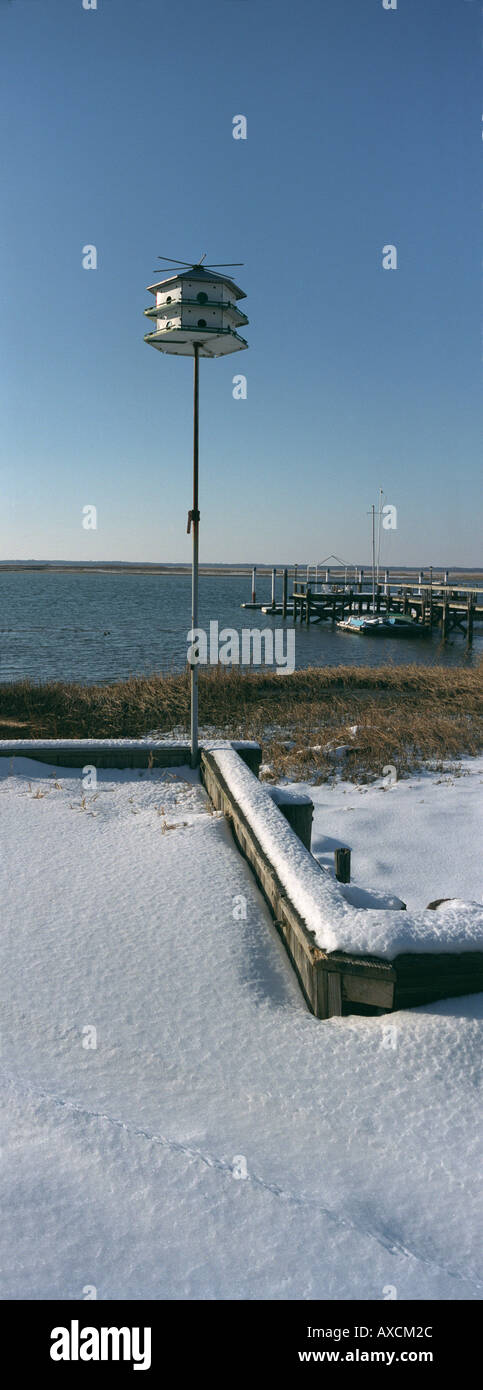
[1,0,481,565]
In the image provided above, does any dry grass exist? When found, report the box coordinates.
[0,662,481,782]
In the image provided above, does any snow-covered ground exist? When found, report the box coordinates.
[0,756,482,1301]
[291,756,483,913]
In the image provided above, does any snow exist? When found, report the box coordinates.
[267,784,313,807]
[293,757,483,914]
[211,748,483,959]
[1,756,482,1301]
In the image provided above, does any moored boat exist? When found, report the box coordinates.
[337,613,429,637]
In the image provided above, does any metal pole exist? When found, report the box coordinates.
[371,504,375,611]
[190,344,200,767]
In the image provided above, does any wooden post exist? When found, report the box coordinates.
[282,567,288,619]
[358,568,363,592]
[251,566,256,604]
[326,566,330,584]
[376,584,381,613]
[467,594,474,646]
[384,568,389,597]
[335,847,351,883]
[271,567,276,609]
[274,794,313,850]
[441,599,448,640]
[305,585,311,624]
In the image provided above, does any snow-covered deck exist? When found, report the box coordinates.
[0,756,482,1299]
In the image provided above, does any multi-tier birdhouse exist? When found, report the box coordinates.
[144,264,248,357]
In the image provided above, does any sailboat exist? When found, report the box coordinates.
[337,503,429,637]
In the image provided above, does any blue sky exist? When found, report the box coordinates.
[1,0,481,565]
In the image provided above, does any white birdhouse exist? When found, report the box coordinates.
[144,264,248,357]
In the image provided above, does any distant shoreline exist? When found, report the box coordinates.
[1,563,482,580]
[0,564,248,575]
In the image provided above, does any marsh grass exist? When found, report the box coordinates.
[0,662,481,782]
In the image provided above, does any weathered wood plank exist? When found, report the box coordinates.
[342,974,395,1008]
[327,971,342,1017]
[0,740,262,776]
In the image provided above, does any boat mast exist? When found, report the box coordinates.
[376,486,383,582]
[371,504,376,611]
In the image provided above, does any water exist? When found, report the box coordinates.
[0,571,480,684]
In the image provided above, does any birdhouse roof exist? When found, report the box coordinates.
[146,265,246,301]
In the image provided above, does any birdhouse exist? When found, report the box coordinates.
[144,264,248,357]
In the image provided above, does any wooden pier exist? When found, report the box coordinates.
[291,578,482,644]
[240,567,482,643]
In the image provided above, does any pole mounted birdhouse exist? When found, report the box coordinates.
[144,256,249,767]
[144,263,248,357]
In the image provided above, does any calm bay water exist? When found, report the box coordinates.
[0,571,481,684]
